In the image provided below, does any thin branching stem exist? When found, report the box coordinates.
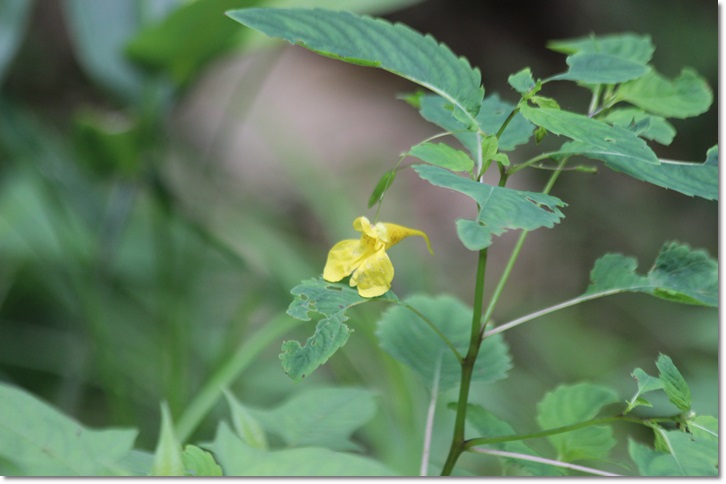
[468,447,622,476]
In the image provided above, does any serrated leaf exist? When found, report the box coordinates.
[408,142,474,172]
[536,383,619,462]
[210,422,396,476]
[585,241,718,307]
[508,68,536,94]
[412,164,565,250]
[554,52,650,84]
[520,105,659,165]
[247,387,377,451]
[282,277,396,381]
[602,108,676,145]
[548,33,654,64]
[616,68,713,119]
[181,445,223,477]
[465,404,564,476]
[227,8,484,117]
[224,390,268,450]
[0,383,138,476]
[376,295,511,392]
[367,169,396,207]
[628,430,718,476]
[151,403,184,476]
[655,354,691,412]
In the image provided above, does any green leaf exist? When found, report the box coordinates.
[224,390,268,450]
[0,383,138,476]
[227,8,484,117]
[655,354,691,412]
[585,241,718,307]
[548,33,654,64]
[210,423,396,476]
[625,368,664,413]
[602,108,676,145]
[367,169,397,207]
[412,164,565,250]
[616,68,713,118]
[151,403,184,476]
[628,430,718,476]
[520,105,660,165]
[688,416,718,441]
[554,52,650,84]
[282,277,396,381]
[465,404,564,476]
[408,142,474,172]
[376,295,512,391]
[536,383,619,462]
[0,0,33,86]
[508,67,536,94]
[247,387,377,451]
[480,135,499,163]
[181,445,223,477]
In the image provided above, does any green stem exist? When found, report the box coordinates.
[399,302,463,362]
[175,312,302,442]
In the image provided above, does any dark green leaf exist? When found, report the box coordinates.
[408,142,474,172]
[548,33,654,64]
[585,241,718,307]
[367,169,397,207]
[554,52,650,84]
[181,445,223,477]
[602,108,676,145]
[413,164,565,250]
[616,68,713,119]
[508,67,536,94]
[536,383,619,462]
[227,8,484,117]
[376,295,512,391]
[655,354,691,412]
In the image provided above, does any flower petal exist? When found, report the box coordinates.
[350,248,394,298]
[381,223,434,254]
[353,216,378,239]
[323,239,368,282]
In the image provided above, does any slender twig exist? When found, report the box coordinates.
[469,447,622,477]
[420,352,443,476]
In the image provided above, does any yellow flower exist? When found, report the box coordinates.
[323,216,433,298]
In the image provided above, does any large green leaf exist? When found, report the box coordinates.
[209,423,396,476]
[0,383,138,476]
[247,387,377,451]
[520,105,660,166]
[655,354,691,413]
[0,0,33,86]
[226,8,484,117]
[412,164,565,250]
[628,426,718,476]
[465,404,564,476]
[536,383,619,462]
[615,69,713,119]
[548,33,655,64]
[376,295,512,392]
[282,277,397,381]
[554,52,650,84]
[585,241,718,307]
[602,108,676,146]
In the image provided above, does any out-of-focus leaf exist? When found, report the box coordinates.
[628,429,718,476]
[602,108,676,145]
[0,383,138,476]
[615,69,713,119]
[73,109,143,178]
[413,164,565,250]
[248,387,377,451]
[224,390,268,450]
[181,445,223,477]
[548,33,654,64]
[536,383,619,462]
[368,169,397,208]
[554,52,650,84]
[376,295,512,391]
[655,354,691,412]
[0,0,33,86]
[408,142,474,172]
[151,403,184,476]
[585,241,718,307]
[210,423,396,476]
[226,8,484,118]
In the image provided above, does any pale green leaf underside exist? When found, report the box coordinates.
[151,403,184,476]
[603,108,676,145]
[554,52,650,84]
[631,368,664,396]
[508,68,536,94]
[536,383,619,462]
[0,383,138,476]
[413,164,565,250]
[376,295,512,391]
[585,241,718,307]
[408,142,474,172]
[655,354,692,412]
[224,391,268,450]
[226,8,483,116]
[181,445,223,477]
[548,33,654,64]
[628,430,718,476]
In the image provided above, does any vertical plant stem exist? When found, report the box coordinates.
[420,352,443,476]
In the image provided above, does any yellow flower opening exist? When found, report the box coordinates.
[323,216,433,298]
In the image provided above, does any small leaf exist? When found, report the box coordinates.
[224,390,268,450]
[181,445,223,477]
[616,68,713,119]
[548,33,654,64]
[655,354,691,412]
[408,142,474,172]
[492,152,510,167]
[480,135,498,163]
[585,242,718,307]
[376,295,512,392]
[534,126,547,143]
[530,95,560,109]
[367,169,397,207]
[508,67,536,94]
[624,368,663,413]
[553,52,650,84]
[413,164,565,250]
[151,403,184,477]
[536,383,619,462]
[602,108,676,145]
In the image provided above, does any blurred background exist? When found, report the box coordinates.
[0,0,717,475]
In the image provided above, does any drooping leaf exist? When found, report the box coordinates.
[602,108,676,145]
[282,277,396,381]
[247,387,377,451]
[224,390,268,450]
[181,445,223,477]
[0,383,138,476]
[548,33,655,64]
[615,69,713,119]
[585,241,718,307]
[553,52,650,84]
[408,142,474,172]
[535,383,620,462]
[655,354,691,412]
[508,67,536,94]
[210,423,396,476]
[0,0,33,86]
[628,429,718,476]
[151,403,184,476]
[413,164,565,250]
[376,295,512,392]
[520,105,660,165]
[226,8,484,117]
[367,169,397,208]
[465,404,564,476]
